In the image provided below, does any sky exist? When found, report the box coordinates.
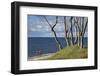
[27,15,88,37]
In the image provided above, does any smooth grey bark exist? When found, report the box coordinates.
[43,16,62,50]
[74,17,78,44]
[82,18,88,48]
[64,16,69,46]
[76,17,88,48]
[80,17,84,48]
[83,18,88,36]
[80,17,88,48]
[74,17,82,46]
[69,17,74,45]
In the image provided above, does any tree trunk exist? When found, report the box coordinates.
[78,33,80,46]
[80,17,84,48]
[80,36,83,48]
[64,17,69,46]
[75,17,80,46]
[70,17,73,45]
[74,17,78,44]
[52,29,62,50]
[43,16,62,50]
[81,18,88,48]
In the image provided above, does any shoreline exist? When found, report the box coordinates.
[28,53,55,61]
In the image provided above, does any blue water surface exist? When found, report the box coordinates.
[28,37,87,57]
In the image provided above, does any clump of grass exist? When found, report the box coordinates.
[46,45,88,60]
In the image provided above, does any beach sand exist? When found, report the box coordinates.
[28,53,55,61]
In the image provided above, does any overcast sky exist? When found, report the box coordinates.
[28,15,88,37]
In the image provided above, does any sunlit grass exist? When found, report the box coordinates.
[46,45,88,60]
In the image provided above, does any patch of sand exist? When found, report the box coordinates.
[28,53,55,61]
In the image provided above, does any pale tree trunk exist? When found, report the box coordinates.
[83,18,88,37]
[52,29,62,50]
[64,16,69,46]
[43,16,62,50]
[78,33,80,46]
[80,17,88,48]
[74,17,78,44]
[82,18,88,48]
[80,35,83,48]
[74,17,80,46]
[72,17,88,48]
[80,17,84,48]
[70,17,74,45]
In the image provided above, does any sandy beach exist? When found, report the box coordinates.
[28,53,55,61]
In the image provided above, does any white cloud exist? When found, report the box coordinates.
[45,27,50,32]
[30,24,51,32]
[37,25,42,29]
[54,24,64,32]
[31,28,36,31]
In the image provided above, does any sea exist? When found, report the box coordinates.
[28,37,88,57]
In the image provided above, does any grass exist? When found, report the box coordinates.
[46,45,88,60]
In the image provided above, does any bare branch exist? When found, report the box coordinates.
[52,16,58,29]
[74,17,81,32]
[83,19,88,35]
[43,16,62,50]
[43,16,52,28]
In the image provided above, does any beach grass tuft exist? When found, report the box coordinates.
[46,45,88,60]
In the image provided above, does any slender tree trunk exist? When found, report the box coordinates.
[43,16,62,50]
[80,17,84,48]
[70,17,74,45]
[79,17,82,48]
[78,33,80,46]
[64,17,69,46]
[75,17,80,46]
[81,18,88,48]
[74,17,78,44]
[80,35,83,48]
[74,17,88,48]
[52,29,62,50]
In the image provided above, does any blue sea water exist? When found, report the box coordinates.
[28,37,87,57]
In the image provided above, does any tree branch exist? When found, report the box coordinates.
[43,16,62,50]
[52,16,58,29]
[43,16,52,28]
[74,17,81,32]
[83,19,88,35]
